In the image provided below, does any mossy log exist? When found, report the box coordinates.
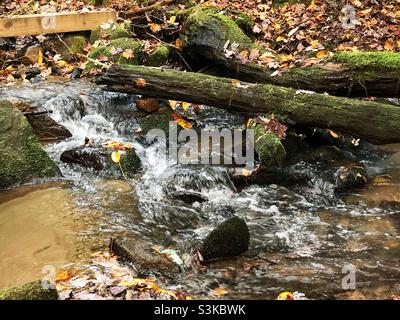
[97,65,400,145]
[183,10,400,98]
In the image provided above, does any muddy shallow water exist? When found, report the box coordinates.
[0,80,399,299]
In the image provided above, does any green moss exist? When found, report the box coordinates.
[138,108,175,135]
[146,45,170,67]
[59,35,87,60]
[235,13,254,32]
[254,125,286,165]
[88,38,142,67]
[185,9,253,51]
[89,21,131,43]
[0,280,58,300]
[333,51,400,70]
[121,150,141,175]
[0,101,59,189]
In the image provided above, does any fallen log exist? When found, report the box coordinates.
[183,9,400,98]
[97,65,400,145]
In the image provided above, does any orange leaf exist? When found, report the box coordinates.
[135,78,147,87]
[212,287,228,296]
[148,23,162,33]
[55,270,72,283]
[316,50,330,59]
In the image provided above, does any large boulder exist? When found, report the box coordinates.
[111,237,180,277]
[0,280,58,300]
[0,100,60,189]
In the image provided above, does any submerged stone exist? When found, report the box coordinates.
[111,237,180,276]
[0,280,58,300]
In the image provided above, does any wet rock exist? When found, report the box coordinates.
[146,45,170,67]
[0,280,58,300]
[25,114,72,142]
[136,97,160,113]
[111,237,180,277]
[198,216,250,261]
[89,21,131,43]
[170,190,207,204]
[292,145,349,164]
[60,145,141,174]
[0,100,60,189]
[335,163,368,193]
[137,107,175,135]
[60,146,105,171]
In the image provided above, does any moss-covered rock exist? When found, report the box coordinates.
[254,125,286,165]
[89,20,131,43]
[184,8,253,58]
[137,108,175,135]
[0,280,58,300]
[59,34,87,60]
[199,216,250,261]
[235,13,254,33]
[0,100,60,189]
[88,37,142,67]
[146,45,170,67]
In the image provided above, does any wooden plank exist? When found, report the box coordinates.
[0,10,117,37]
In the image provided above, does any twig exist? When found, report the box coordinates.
[86,57,110,69]
[125,0,176,17]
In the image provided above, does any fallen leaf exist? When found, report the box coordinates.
[111,151,121,163]
[212,287,228,296]
[135,78,147,87]
[149,23,162,33]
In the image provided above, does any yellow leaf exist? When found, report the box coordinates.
[277,291,294,300]
[276,35,287,42]
[181,102,191,110]
[212,287,228,296]
[111,151,121,163]
[310,39,319,48]
[397,40,400,48]
[169,16,176,24]
[279,54,294,62]
[38,47,43,65]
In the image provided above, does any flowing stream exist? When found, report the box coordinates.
[0,80,399,299]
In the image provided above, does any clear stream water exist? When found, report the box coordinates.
[0,80,399,299]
